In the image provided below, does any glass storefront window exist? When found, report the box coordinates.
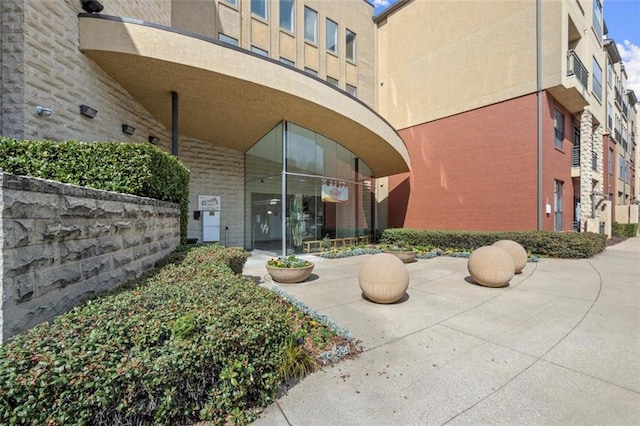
[245,121,374,255]
[245,124,283,252]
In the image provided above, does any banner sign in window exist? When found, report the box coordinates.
[321,179,348,203]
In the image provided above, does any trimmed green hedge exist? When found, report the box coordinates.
[380,228,607,258]
[0,138,190,244]
[0,246,291,425]
[612,222,638,237]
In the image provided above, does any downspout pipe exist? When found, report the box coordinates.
[171,91,179,156]
[536,0,543,231]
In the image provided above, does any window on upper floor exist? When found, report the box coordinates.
[219,33,239,46]
[327,76,339,87]
[346,84,357,97]
[592,57,602,102]
[326,19,338,54]
[625,160,630,183]
[614,114,622,141]
[304,67,318,76]
[554,109,564,149]
[346,29,357,62]
[304,7,318,44]
[280,57,295,67]
[252,0,267,20]
[608,148,613,175]
[607,59,613,87]
[607,102,613,130]
[251,45,269,57]
[592,0,602,41]
[619,154,624,179]
[222,0,238,7]
[280,0,295,32]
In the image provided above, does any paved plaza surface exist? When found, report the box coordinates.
[242,238,640,425]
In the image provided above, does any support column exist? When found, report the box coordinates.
[579,108,593,227]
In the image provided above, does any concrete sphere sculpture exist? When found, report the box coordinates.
[359,253,409,303]
[492,239,528,273]
[467,246,514,288]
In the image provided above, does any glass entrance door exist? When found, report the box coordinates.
[250,193,282,251]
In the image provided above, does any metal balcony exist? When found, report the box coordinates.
[615,87,622,107]
[614,129,622,142]
[572,145,580,167]
[567,50,589,90]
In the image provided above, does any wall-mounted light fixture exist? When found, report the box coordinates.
[148,135,160,145]
[121,124,136,135]
[79,104,97,118]
[80,0,104,13]
[36,106,53,116]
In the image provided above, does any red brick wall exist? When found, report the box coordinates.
[542,96,575,232]
[603,135,616,218]
[388,92,576,232]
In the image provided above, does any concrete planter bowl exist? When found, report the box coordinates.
[383,250,418,263]
[266,263,315,283]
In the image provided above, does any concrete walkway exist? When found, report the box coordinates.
[243,238,640,425]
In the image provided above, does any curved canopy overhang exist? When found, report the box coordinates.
[78,14,410,177]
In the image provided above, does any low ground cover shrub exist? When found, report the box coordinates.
[320,245,382,259]
[0,245,354,425]
[612,222,638,237]
[381,228,607,258]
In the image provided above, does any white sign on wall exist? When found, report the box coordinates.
[198,195,221,211]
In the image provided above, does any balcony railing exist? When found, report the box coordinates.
[567,50,589,89]
[614,129,622,142]
[591,152,598,171]
[572,145,580,167]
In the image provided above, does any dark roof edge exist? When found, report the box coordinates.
[373,0,412,23]
[604,38,621,63]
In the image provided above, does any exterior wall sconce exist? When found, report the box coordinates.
[121,124,136,135]
[80,0,104,13]
[79,104,97,118]
[148,135,160,145]
[36,106,53,116]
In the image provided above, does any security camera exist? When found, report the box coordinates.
[36,106,53,116]
[81,0,104,13]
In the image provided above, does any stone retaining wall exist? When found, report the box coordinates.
[0,172,180,342]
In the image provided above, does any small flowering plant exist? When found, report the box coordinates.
[382,242,415,252]
[267,254,312,268]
